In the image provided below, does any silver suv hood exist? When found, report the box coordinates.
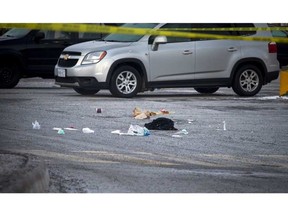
[64,40,132,54]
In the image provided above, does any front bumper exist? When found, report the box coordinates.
[55,77,109,89]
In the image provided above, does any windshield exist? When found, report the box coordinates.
[103,23,158,42]
[2,28,31,38]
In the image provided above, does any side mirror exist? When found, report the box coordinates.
[152,35,167,51]
[34,31,45,43]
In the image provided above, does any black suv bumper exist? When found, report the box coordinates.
[265,71,279,84]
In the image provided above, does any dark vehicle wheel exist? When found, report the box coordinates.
[110,66,141,98]
[232,65,263,96]
[73,87,100,95]
[194,87,219,94]
[0,65,21,88]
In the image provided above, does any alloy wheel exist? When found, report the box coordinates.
[239,69,259,92]
[116,71,137,94]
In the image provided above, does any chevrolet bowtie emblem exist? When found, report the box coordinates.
[63,54,70,60]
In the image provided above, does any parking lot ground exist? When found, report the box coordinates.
[0,77,288,193]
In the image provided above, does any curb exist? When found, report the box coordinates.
[0,150,50,193]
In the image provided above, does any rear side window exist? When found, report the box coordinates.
[158,23,236,42]
[271,30,288,37]
[191,23,235,36]
[233,23,256,36]
[41,30,78,40]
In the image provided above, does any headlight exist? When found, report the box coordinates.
[81,51,107,65]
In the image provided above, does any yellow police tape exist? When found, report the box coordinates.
[1,23,288,43]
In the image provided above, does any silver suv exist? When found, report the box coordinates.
[55,23,280,97]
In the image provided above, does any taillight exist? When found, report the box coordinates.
[268,42,277,53]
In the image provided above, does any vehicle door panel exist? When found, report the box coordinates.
[194,39,241,79]
[23,30,78,73]
[149,41,195,81]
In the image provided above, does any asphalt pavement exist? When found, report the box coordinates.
[0,74,288,193]
[0,149,49,192]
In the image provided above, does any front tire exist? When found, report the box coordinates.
[110,66,141,98]
[0,65,21,88]
[73,87,100,95]
[232,65,263,96]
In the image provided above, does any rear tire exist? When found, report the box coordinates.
[0,65,21,88]
[232,65,263,96]
[194,87,219,94]
[73,87,100,95]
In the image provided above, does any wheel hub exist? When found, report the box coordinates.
[116,71,137,94]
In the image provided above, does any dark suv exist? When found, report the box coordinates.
[0,25,118,88]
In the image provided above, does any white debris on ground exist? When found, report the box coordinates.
[258,96,288,100]
[236,96,288,100]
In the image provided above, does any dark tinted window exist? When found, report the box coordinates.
[271,30,288,37]
[79,32,103,40]
[191,23,234,36]
[233,23,256,36]
[41,30,78,40]
[2,28,30,38]
[159,23,192,43]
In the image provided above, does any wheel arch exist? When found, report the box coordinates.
[0,50,26,72]
[107,58,148,90]
[230,58,267,86]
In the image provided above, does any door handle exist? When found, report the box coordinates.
[182,50,193,55]
[227,47,238,52]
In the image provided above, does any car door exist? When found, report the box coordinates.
[38,30,78,73]
[192,24,241,80]
[148,23,195,82]
[22,30,78,75]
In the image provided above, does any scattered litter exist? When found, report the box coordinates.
[64,127,78,131]
[172,134,183,138]
[32,120,41,129]
[223,121,226,131]
[111,130,122,135]
[82,127,95,134]
[53,127,62,131]
[133,107,154,119]
[96,108,102,113]
[134,113,149,120]
[57,129,65,135]
[128,125,150,136]
[111,125,150,136]
[175,129,188,135]
[53,127,65,134]
[187,119,194,124]
[144,117,177,130]
[172,129,188,138]
[133,107,143,117]
[160,108,169,114]
[133,107,172,119]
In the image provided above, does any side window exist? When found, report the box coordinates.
[233,23,256,36]
[271,30,287,38]
[192,23,235,37]
[79,32,103,40]
[159,23,192,43]
[42,30,78,40]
